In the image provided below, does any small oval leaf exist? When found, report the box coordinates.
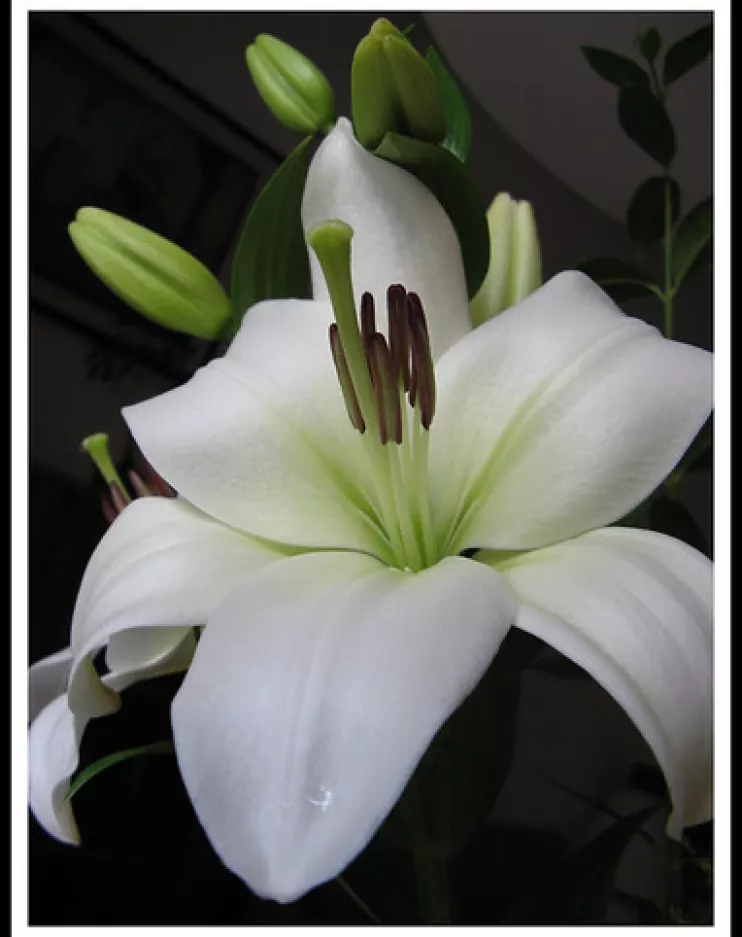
[672,196,712,290]
[66,740,174,801]
[578,257,659,303]
[581,47,650,90]
[627,176,680,245]
[618,86,676,166]
[425,46,472,164]
[374,132,489,297]
[663,24,712,85]
[229,136,314,332]
[637,28,662,64]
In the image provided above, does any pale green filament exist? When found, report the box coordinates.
[80,433,131,502]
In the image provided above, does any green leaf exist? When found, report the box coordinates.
[636,28,662,65]
[627,176,680,245]
[577,257,659,303]
[66,740,174,801]
[618,85,676,166]
[581,47,650,90]
[425,46,471,164]
[505,805,662,922]
[649,495,709,556]
[663,24,712,85]
[374,132,489,298]
[229,136,314,332]
[672,196,712,290]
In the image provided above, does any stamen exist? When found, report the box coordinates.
[366,333,402,445]
[406,293,436,429]
[387,284,411,391]
[129,470,153,498]
[109,481,129,515]
[360,292,376,344]
[329,324,366,433]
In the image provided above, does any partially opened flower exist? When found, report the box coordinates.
[29,118,712,903]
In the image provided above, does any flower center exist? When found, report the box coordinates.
[307,220,439,572]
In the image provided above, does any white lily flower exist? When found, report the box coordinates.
[29,118,712,904]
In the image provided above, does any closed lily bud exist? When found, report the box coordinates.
[68,208,232,341]
[470,192,542,327]
[246,34,335,135]
[351,18,446,150]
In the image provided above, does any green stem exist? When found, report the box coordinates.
[336,875,382,924]
[413,849,453,924]
[663,174,674,339]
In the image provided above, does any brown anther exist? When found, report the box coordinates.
[387,284,411,391]
[109,481,128,515]
[101,494,118,526]
[360,292,376,344]
[366,333,402,445]
[129,470,153,499]
[406,293,436,429]
[329,324,366,433]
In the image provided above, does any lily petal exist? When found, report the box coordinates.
[302,118,471,360]
[171,551,517,902]
[485,526,712,835]
[125,299,387,555]
[29,646,73,723]
[67,496,282,718]
[29,629,197,845]
[432,271,712,551]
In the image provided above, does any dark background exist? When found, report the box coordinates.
[27,11,713,924]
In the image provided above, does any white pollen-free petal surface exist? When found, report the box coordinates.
[431,271,712,551]
[29,646,73,723]
[487,526,712,835]
[67,496,282,718]
[171,551,517,902]
[302,118,472,360]
[125,299,386,556]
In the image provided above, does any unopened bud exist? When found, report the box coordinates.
[69,208,232,340]
[470,192,542,326]
[246,34,335,135]
[351,18,446,150]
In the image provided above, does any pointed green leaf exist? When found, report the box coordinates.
[66,740,174,801]
[505,805,662,922]
[581,47,650,90]
[425,46,472,164]
[374,132,489,297]
[229,136,314,332]
[578,257,660,303]
[663,24,712,85]
[618,85,676,166]
[636,28,662,65]
[672,196,712,290]
[627,175,680,245]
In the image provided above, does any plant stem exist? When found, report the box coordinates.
[336,875,382,924]
[663,174,674,339]
[413,849,453,923]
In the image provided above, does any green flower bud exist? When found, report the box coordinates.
[470,193,542,327]
[68,208,232,341]
[246,34,335,135]
[351,18,446,150]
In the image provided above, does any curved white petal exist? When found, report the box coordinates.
[171,551,516,902]
[29,629,197,845]
[431,271,713,551]
[486,526,712,835]
[125,299,386,555]
[29,646,73,723]
[302,118,471,360]
[67,497,282,718]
